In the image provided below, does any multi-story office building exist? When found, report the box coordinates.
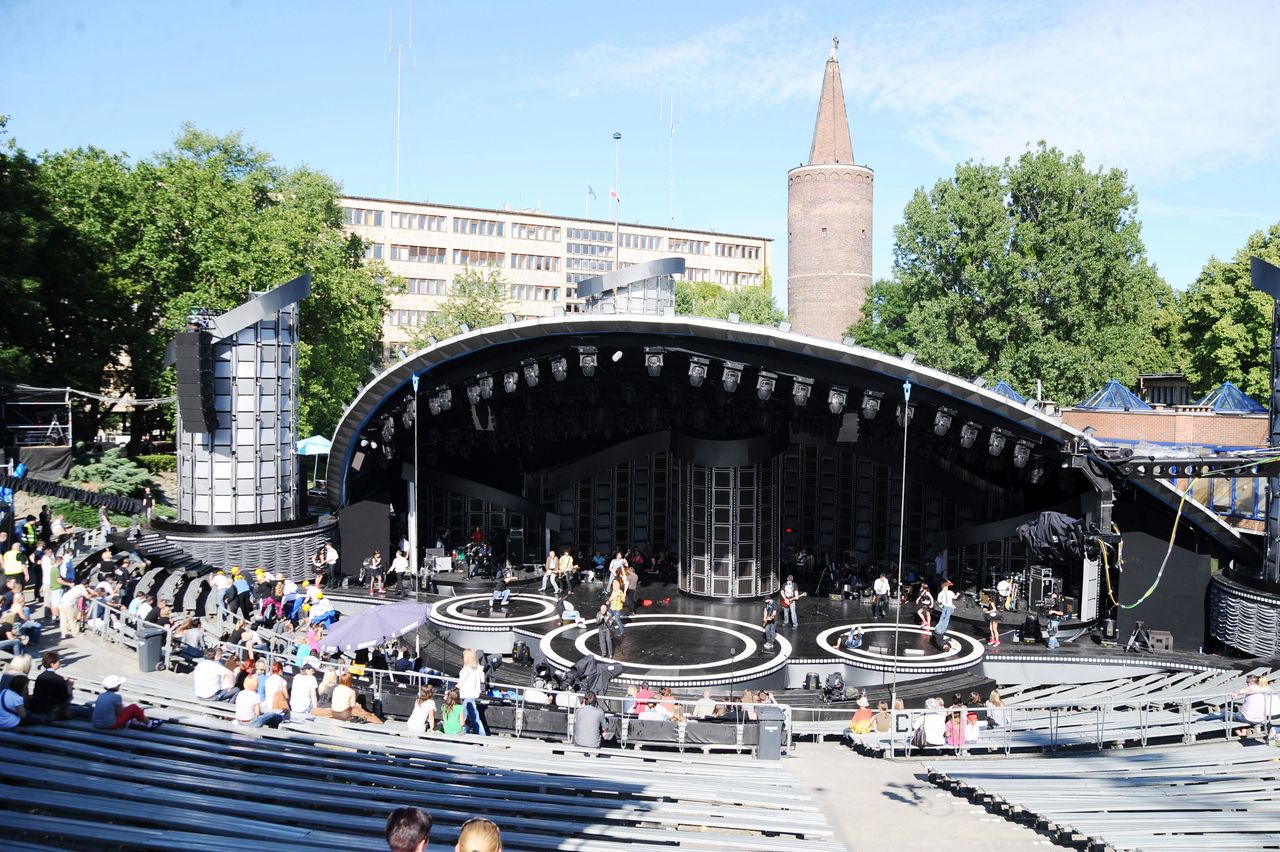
[337,196,772,353]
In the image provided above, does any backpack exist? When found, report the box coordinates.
[825,672,844,693]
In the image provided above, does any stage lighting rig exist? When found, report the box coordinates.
[721,361,743,393]
[436,386,452,411]
[645,347,665,377]
[861,390,883,419]
[933,407,955,436]
[466,385,481,406]
[1013,439,1033,468]
[550,356,568,382]
[756,371,777,401]
[988,428,1009,457]
[428,397,442,416]
[896,403,914,427]
[400,399,415,429]
[960,422,980,449]
[503,371,519,394]
[688,356,709,388]
[577,347,598,377]
[1028,459,1045,484]
[792,376,813,407]
[522,360,540,388]
[477,373,493,399]
[827,386,848,415]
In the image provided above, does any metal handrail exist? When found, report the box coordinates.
[79,599,174,672]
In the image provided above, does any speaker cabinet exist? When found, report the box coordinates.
[174,331,215,433]
[1149,630,1174,652]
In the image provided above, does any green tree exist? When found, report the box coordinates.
[849,143,1177,403]
[408,268,507,348]
[1178,223,1280,399]
[674,279,785,326]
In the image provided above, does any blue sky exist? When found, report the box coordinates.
[3,0,1277,311]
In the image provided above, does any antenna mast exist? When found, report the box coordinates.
[388,2,415,199]
[660,84,683,224]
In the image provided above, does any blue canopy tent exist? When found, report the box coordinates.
[297,435,333,485]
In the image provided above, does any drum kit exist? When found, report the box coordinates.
[991,573,1023,611]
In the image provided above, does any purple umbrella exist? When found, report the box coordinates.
[319,600,432,655]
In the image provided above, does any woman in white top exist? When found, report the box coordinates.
[263,661,289,716]
[457,648,487,736]
[986,690,1007,728]
[913,697,947,747]
[406,685,437,735]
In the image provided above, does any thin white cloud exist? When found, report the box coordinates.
[553,1,1280,182]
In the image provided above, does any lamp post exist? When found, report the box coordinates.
[890,379,912,709]
[612,131,622,269]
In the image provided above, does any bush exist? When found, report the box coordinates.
[135,453,177,474]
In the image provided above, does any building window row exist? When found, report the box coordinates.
[510,284,560,302]
[620,232,662,251]
[364,243,385,260]
[566,272,595,285]
[344,207,383,226]
[714,270,762,288]
[390,244,447,264]
[567,242,613,257]
[670,238,709,255]
[567,258,613,272]
[715,241,761,260]
[453,249,504,267]
[683,267,711,282]
[391,211,446,231]
[512,222,561,241]
[388,309,433,327]
[406,277,449,296]
[566,227,613,243]
[453,217,504,237]
[510,253,560,272]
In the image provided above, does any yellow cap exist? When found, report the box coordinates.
[314,592,324,599]
[302,603,311,613]
[302,580,310,587]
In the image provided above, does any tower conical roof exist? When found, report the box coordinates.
[808,47,854,165]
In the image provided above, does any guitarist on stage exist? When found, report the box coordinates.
[781,575,801,627]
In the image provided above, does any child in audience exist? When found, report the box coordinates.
[92,675,162,730]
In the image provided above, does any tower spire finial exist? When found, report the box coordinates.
[808,42,853,165]
[831,35,839,60]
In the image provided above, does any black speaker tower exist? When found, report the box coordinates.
[174,331,216,434]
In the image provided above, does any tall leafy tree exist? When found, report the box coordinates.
[849,143,1177,403]
[1179,223,1280,399]
[675,279,784,326]
[407,268,507,348]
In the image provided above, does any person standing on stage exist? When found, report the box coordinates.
[1043,592,1064,649]
[624,565,639,614]
[916,584,935,629]
[761,596,778,650]
[541,550,561,595]
[872,573,891,620]
[324,540,339,587]
[934,579,957,636]
[596,604,616,657]
[557,549,575,592]
[607,550,627,589]
[390,548,410,594]
[780,575,800,627]
[608,579,626,637]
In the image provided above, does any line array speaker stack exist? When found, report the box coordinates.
[174,331,216,434]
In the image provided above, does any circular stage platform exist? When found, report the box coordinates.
[538,613,793,687]
[814,623,986,674]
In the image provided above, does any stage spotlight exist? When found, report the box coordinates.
[359,439,369,448]
[503,312,516,323]
[792,376,813,407]
[988,428,1008,457]
[1013,440,1033,468]
[688,356,709,388]
[973,376,987,388]
[459,323,470,333]
[756,371,777,401]
[611,350,623,363]
[933,407,955,436]
[842,335,857,347]
[437,387,452,411]
[381,415,396,444]
[477,373,494,399]
[827,386,848,415]
[727,312,741,324]
[503,371,519,394]
[778,320,792,332]
[644,347,665,377]
[428,397,442,416]
[551,356,568,382]
[861,390,883,419]
[426,335,438,345]
[466,385,481,406]
[522,360,539,388]
[896,403,914,427]
[369,441,378,450]
[721,361,743,393]
[960,422,980,449]
[1028,459,1045,484]
[578,347,598,377]
[401,398,415,429]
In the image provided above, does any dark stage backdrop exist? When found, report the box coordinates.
[1115,530,1210,652]
[339,499,390,581]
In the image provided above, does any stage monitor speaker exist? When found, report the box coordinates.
[1102,618,1118,642]
[1021,615,1042,643]
[1149,630,1174,652]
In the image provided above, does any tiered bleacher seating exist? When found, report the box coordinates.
[926,741,1280,850]
[0,681,845,851]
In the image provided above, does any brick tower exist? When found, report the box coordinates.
[787,41,874,340]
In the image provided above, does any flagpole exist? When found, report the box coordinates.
[612,131,622,264]
[890,379,912,709]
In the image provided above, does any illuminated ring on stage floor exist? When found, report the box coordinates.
[815,623,985,673]
[571,620,759,670]
[539,613,791,685]
[430,593,563,630]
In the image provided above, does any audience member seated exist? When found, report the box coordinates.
[385,806,432,852]
[0,673,33,728]
[234,675,284,728]
[848,694,874,735]
[440,687,466,734]
[455,817,503,852]
[314,672,383,724]
[0,620,28,657]
[92,674,162,730]
[289,660,320,717]
[571,690,609,748]
[406,685,437,735]
[174,617,205,664]
[633,682,655,714]
[193,649,240,702]
[0,654,32,693]
[985,690,1006,728]
[29,651,74,721]
[913,697,947,747]
[692,689,717,719]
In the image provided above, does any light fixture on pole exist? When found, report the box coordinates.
[756,371,777,401]
[933,407,955,436]
[896,403,914,427]
[522,360,540,388]
[1013,439,1033,468]
[644,347,664,377]
[477,373,493,399]
[503,371,519,394]
[959,422,980,449]
[721,361,743,393]
[577,346,598,377]
[988,428,1008,457]
[612,131,622,254]
[890,377,912,711]
[827,386,848,415]
[550,356,568,382]
[861,390,883,419]
[688,356,709,388]
[792,376,813,407]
